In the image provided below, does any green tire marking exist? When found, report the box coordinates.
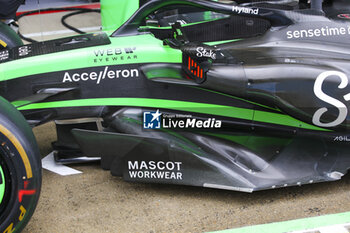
[17,98,327,131]
[211,211,350,233]
[0,165,5,204]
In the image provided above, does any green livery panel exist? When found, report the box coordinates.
[1,0,350,196]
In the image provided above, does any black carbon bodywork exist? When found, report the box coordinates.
[3,0,350,192]
[70,108,350,192]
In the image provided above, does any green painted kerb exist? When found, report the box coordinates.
[0,166,5,204]
[211,211,350,233]
[17,98,325,131]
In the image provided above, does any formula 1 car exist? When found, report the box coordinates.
[2,0,350,231]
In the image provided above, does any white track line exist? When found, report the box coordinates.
[42,152,82,176]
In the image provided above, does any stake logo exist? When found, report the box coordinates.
[196,47,216,59]
[313,71,350,127]
[62,66,139,84]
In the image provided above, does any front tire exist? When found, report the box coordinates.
[0,21,23,49]
[0,97,41,233]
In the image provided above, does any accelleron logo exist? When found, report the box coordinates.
[62,66,139,84]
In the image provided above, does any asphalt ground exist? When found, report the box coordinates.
[16,7,350,233]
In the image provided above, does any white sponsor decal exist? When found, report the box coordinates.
[128,161,183,180]
[334,136,350,142]
[0,50,9,61]
[93,47,138,63]
[143,110,222,129]
[313,71,350,127]
[162,117,222,129]
[18,45,31,57]
[196,47,216,59]
[232,6,259,15]
[62,66,139,84]
[287,26,350,39]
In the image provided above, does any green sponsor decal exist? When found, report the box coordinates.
[0,165,5,204]
[0,34,181,81]
[17,98,326,131]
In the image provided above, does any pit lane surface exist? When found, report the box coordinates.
[16,7,350,233]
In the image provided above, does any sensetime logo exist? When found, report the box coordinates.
[143,110,222,129]
[313,70,350,127]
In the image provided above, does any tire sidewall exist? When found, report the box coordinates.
[0,98,41,233]
[0,21,23,49]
